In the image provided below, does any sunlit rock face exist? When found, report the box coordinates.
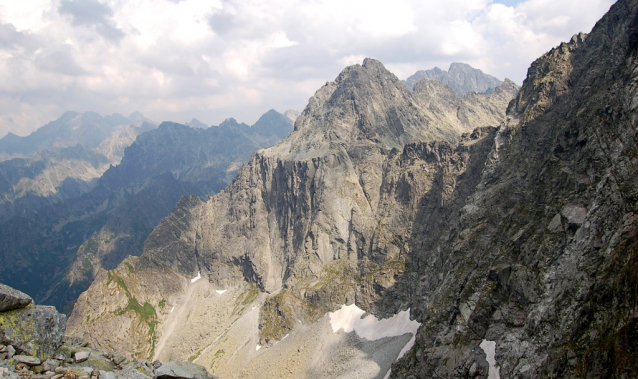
[66,56,517,377]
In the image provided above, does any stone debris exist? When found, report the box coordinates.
[0,337,217,379]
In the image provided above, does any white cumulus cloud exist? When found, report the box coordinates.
[0,0,616,137]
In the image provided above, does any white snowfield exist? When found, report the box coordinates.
[215,289,227,294]
[190,271,201,283]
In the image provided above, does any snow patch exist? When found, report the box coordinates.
[480,339,500,379]
[170,306,175,313]
[255,345,261,351]
[328,304,420,343]
[328,305,421,379]
[215,289,227,295]
[190,271,201,283]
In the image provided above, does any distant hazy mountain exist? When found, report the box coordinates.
[403,62,504,96]
[0,111,155,161]
[185,118,208,128]
[0,112,157,221]
[0,109,293,313]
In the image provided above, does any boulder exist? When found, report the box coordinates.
[154,361,216,379]
[74,351,90,363]
[0,304,66,360]
[0,284,32,312]
[13,355,41,366]
[42,358,61,372]
[7,344,15,358]
[120,366,151,379]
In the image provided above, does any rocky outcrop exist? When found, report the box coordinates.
[403,62,504,96]
[155,361,214,379]
[0,284,32,312]
[0,284,66,360]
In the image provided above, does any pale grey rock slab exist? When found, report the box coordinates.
[41,359,60,372]
[13,355,41,366]
[154,361,216,379]
[74,351,90,363]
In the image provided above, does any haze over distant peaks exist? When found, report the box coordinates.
[403,62,504,96]
[0,111,156,161]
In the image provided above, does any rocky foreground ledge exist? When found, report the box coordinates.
[0,284,217,379]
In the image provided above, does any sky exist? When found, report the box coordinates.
[0,0,616,137]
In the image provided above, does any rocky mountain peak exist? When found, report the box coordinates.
[404,62,504,96]
[268,58,503,161]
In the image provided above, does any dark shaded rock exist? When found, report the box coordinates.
[0,284,32,312]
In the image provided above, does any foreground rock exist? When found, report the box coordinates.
[0,284,217,379]
[155,361,214,379]
[0,298,65,360]
[0,284,32,312]
[0,338,217,379]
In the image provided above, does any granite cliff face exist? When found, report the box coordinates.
[67,58,517,376]
[390,0,638,375]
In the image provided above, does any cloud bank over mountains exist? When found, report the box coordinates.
[0,0,614,137]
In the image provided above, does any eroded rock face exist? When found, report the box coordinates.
[60,2,638,375]
[391,0,638,377]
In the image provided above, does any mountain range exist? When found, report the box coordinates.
[64,0,638,377]
[65,57,519,377]
[0,112,157,222]
[0,110,294,313]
